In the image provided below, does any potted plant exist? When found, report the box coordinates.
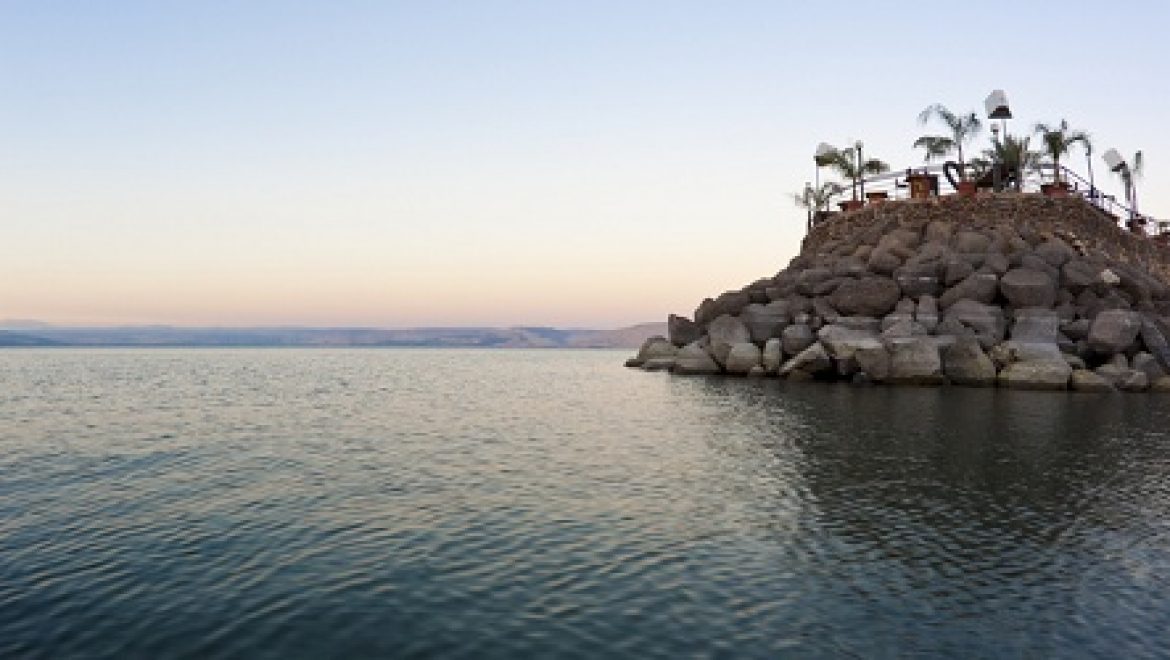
[982,134,1040,193]
[915,103,983,196]
[1034,120,1090,196]
[793,182,844,230]
[826,142,888,211]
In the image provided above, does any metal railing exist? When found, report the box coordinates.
[812,162,1165,239]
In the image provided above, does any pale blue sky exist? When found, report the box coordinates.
[1,1,1166,326]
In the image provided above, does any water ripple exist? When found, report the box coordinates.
[2,349,1170,658]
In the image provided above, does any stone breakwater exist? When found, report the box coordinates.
[626,194,1170,392]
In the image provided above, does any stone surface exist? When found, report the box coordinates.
[641,357,676,371]
[1000,268,1057,308]
[672,342,721,375]
[781,324,816,356]
[778,342,832,378]
[940,272,999,308]
[1010,308,1061,343]
[635,336,678,362]
[667,314,702,347]
[739,302,789,343]
[887,338,945,385]
[854,344,890,381]
[707,315,751,366]
[1071,369,1114,392]
[1132,352,1166,381]
[829,277,902,318]
[997,359,1071,390]
[943,299,1006,347]
[1087,310,1142,354]
[762,338,783,374]
[724,342,762,375]
[817,324,882,362]
[942,337,997,387]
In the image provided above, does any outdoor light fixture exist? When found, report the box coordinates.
[984,90,1011,119]
[1103,148,1126,172]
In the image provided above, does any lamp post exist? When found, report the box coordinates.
[1085,142,1097,206]
[989,123,1001,192]
[985,90,1013,190]
[1103,148,1136,229]
[856,140,865,200]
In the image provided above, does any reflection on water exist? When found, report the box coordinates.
[1,349,1168,658]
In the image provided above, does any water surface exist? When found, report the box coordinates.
[2,349,1168,658]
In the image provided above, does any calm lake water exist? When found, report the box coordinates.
[2,348,1169,658]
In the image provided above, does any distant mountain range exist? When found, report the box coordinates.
[0,322,666,349]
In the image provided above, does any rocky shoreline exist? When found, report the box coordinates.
[627,194,1170,392]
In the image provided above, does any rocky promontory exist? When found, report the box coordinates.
[627,194,1170,392]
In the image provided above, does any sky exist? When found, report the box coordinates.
[2,1,1168,328]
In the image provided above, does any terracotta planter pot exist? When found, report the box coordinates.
[839,200,865,212]
[1041,182,1070,197]
[956,181,977,197]
[866,192,889,205]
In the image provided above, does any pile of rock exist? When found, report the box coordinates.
[625,195,1170,392]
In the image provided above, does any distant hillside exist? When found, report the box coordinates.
[565,322,668,348]
[0,323,665,348]
[0,330,61,346]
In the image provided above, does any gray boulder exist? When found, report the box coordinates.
[916,295,940,332]
[641,357,676,371]
[1087,309,1142,354]
[739,302,789,343]
[994,341,1072,390]
[1118,370,1150,392]
[667,314,702,347]
[829,277,902,317]
[895,261,944,298]
[796,268,836,296]
[631,336,677,366]
[817,324,882,362]
[867,249,903,275]
[854,344,890,381]
[724,342,763,375]
[782,324,816,355]
[707,315,751,366]
[1071,370,1115,392]
[942,337,997,387]
[1139,315,1170,369]
[778,342,833,378]
[1010,308,1061,343]
[1062,259,1100,291]
[1132,352,1166,382]
[940,272,999,308]
[673,341,721,375]
[1000,268,1057,308]
[887,338,945,385]
[943,299,1007,347]
[1035,238,1074,267]
[953,230,991,254]
[762,339,783,374]
[981,252,1011,276]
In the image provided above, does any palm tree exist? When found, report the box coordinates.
[826,143,889,202]
[983,134,1040,191]
[793,181,844,229]
[1034,120,1090,184]
[1112,150,1144,221]
[916,104,983,180]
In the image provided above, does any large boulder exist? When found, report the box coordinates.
[854,344,890,381]
[953,230,991,254]
[895,261,944,298]
[707,315,751,366]
[762,338,783,374]
[694,290,752,326]
[627,336,677,367]
[1062,259,1101,291]
[1010,308,1061,343]
[781,323,816,356]
[739,302,789,343]
[817,324,882,362]
[995,342,1071,390]
[887,338,945,385]
[942,337,997,387]
[1087,309,1142,355]
[1132,352,1166,382]
[943,299,1007,347]
[829,277,901,317]
[916,294,939,332]
[939,272,999,308]
[1071,370,1115,392]
[673,341,721,375]
[724,342,762,375]
[796,268,836,296]
[1139,315,1170,369]
[778,342,833,378]
[667,314,702,347]
[1000,267,1057,308]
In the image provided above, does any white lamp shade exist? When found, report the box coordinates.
[985,89,1011,119]
[1103,148,1126,172]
